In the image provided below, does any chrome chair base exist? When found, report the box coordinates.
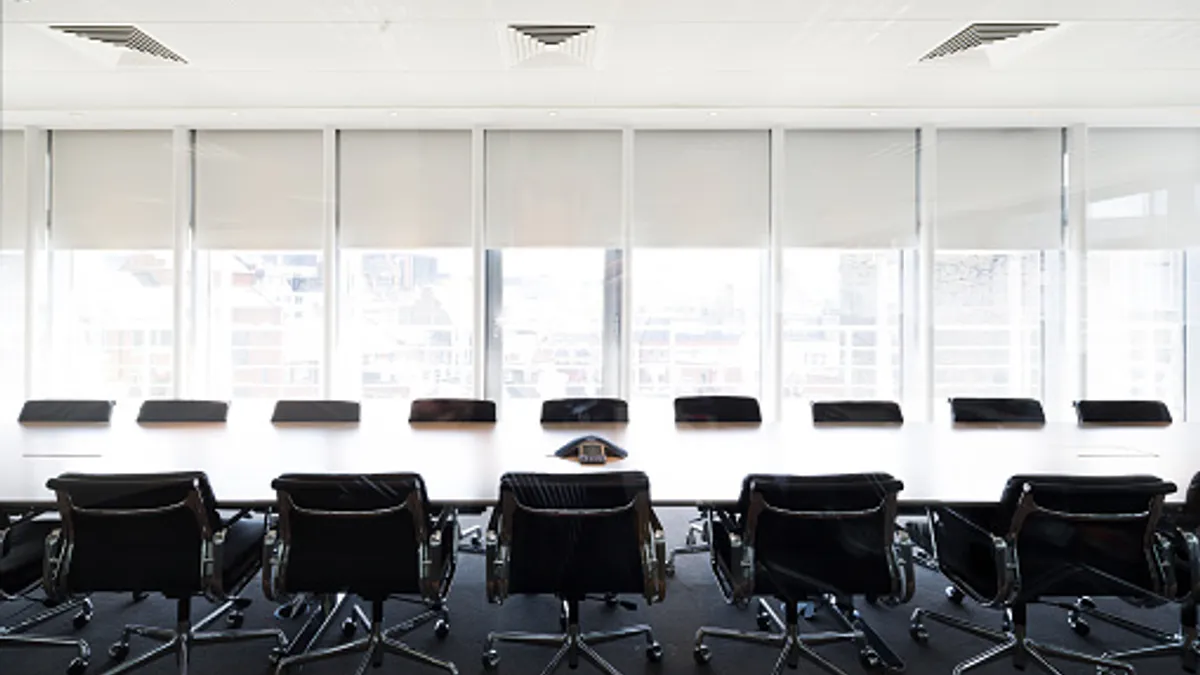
[1053,596,1200,673]
[275,598,455,675]
[0,597,93,674]
[103,597,286,675]
[483,601,661,675]
[911,607,1136,675]
[666,517,709,576]
[695,599,864,675]
[1102,620,1199,673]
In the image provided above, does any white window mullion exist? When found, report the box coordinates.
[471,128,488,401]
[619,128,634,400]
[1064,124,1088,404]
[171,128,191,398]
[764,127,785,421]
[914,126,937,421]
[26,128,49,398]
[321,128,338,399]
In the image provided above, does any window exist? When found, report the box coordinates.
[781,250,902,407]
[493,249,610,400]
[343,249,474,399]
[51,251,174,398]
[1085,251,1184,411]
[0,253,23,399]
[632,249,762,398]
[933,252,1045,400]
[200,252,323,398]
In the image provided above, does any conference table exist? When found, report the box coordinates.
[1,402,1196,511]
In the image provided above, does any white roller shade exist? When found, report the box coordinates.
[1087,129,1200,249]
[485,131,622,248]
[633,131,769,247]
[1,131,26,251]
[784,130,916,248]
[50,131,175,249]
[340,130,472,248]
[195,131,325,249]
[937,129,1063,250]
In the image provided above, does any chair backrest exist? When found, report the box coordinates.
[494,472,656,601]
[19,399,114,423]
[996,474,1175,601]
[811,400,903,425]
[137,400,229,423]
[44,472,221,597]
[674,395,761,423]
[269,474,430,600]
[1074,400,1172,425]
[738,474,904,602]
[409,398,496,423]
[540,398,629,423]
[949,397,1045,424]
[271,400,360,423]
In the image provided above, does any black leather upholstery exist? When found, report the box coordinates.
[409,398,496,423]
[45,472,258,599]
[19,400,114,423]
[497,472,650,599]
[1074,399,1172,425]
[674,395,761,423]
[540,398,628,423]
[271,400,360,423]
[0,521,57,594]
[137,400,229,423]
[949,397,1045,424]
[811,400,903,424]
[714,473,904,603]
[269,473,448,601]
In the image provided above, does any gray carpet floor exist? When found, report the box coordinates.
[0,510,1188,675]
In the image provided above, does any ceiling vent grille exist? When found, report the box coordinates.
[506,24,596,68]
[50,25,187,64]
[921,22,1058,61]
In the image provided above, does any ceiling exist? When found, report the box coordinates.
[3,0,1200,127]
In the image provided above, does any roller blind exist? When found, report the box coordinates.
[784,130,916,248]
[1,131,26,251]
[937,129,1063,250]
[50,131,175,249]
[485,130,622,248]
[633,131,769,247]
[1087,129,1200,249]
[339,130,472,248]
[195,130,325,249]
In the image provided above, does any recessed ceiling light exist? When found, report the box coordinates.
[869,111,879,117]
[229,111,239,117]
[548,111,558,117]
[709,111,719,117]
[389,111,399,117]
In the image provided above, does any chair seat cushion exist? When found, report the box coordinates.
[220,520,266,594]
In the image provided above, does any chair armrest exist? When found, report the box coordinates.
[484,506,507,604]
[929,505,1014,605]
[642,509,668,604]
[421,508,458,602]
[42,527,69,603]
[707,508,754,605]
[261,517,285,603]
[890,528,917,605]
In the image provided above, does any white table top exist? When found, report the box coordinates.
[0,402,1196,509]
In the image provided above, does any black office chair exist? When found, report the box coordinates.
[811,400,903,425]
[693,473,914,674]
[1,515,91,674]
[263,473,457,674]
[409,398,496,423]
[271,399,360,423]
[43,472,286,674]
[667,395,762,575]
[910,474,1176,674]
[540,397,628,423]
[137,400,229,423]
[19,399,114,423]
[482,472,666,674]
[949,397,1045,424]
[1074,399,1172,425]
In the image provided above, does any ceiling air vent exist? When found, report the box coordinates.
[921,22,1058,61]
[50,25,187,64]
[506,24,596,68]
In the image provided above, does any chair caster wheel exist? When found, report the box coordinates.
[945,586,965,604]
[67,657,88,675]
[1077,596,1097,611]
[268,647,286,665]
[482,650,500,670]
[341,617,357,638]
[108,642,130,661]
[646,643,663,662]
[859,648,882,670]
[909,624,929,644]
[1068,613,1091,637]
[603,593,619,608]
[435,619,450,639]
[276,603,296,619]
[226,612,244,629]
[694,645,712,665]
[132,591,149,603]
[72,610,92,629]
[665,561,676,577]
[756,613,772,631]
